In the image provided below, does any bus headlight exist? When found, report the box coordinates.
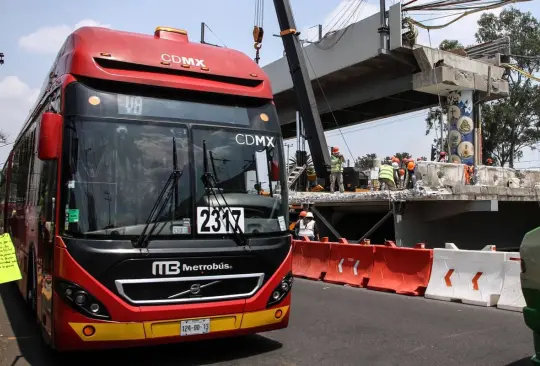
[267,271,293,307]
[55,280,110,320]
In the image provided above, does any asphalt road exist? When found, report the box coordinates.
[0,278,535,366]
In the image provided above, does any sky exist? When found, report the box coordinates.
[1,0,539,168]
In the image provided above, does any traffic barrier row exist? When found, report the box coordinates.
[292,239,525,312]
[292,238,433,296]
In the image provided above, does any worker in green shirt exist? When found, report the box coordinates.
[330,147,345,193]
[378,160,396,191]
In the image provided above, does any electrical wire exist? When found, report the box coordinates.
[500,63,540,82]
[508,54,540,60]
[324,110,430,138]
[203,23,227,48]
[404,0,529,30]
[0,141,14,148]
[324,0,357,35]
[301,45,355,162]
[314,1,364,51]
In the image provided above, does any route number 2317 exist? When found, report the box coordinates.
[196,207,245,234]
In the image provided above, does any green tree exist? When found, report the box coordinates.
[384,152,412,162]
[425,8,540,167]
[439,39,464,51]
[355,153,377,169]
[476,8,540,167]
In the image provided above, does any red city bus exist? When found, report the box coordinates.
[0,25,292,351]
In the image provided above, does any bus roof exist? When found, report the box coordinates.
[50,26,273,99]
[11,26,276,151]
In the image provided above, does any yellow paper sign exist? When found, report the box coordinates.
[0,233,22,284]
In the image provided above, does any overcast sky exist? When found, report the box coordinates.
[1,0,539,168]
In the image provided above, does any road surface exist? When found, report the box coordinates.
[0,279,534,365]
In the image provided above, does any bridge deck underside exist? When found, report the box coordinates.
[274,49,441,139]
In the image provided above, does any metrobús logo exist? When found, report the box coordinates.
[152,260,232,275]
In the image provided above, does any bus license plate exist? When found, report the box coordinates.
[180,319,210,336]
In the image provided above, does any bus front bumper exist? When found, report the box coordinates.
[56,300,290,350]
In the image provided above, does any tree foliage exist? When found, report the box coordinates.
[355,153,377,169]
[439,39,464,51]
[425,8,540,167]
[476,8,540,167]
[355,152,413,169]
[0,131,6,144]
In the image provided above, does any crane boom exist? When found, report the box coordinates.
[272,0,331,179]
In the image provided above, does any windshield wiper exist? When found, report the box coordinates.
[201,140,250,249]
[133,169,182,249]
[134,136,182,249]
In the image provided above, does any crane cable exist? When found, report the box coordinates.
[253,0,264,64]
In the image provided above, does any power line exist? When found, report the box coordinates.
[324,110,430,138]
[202,23,227,48]
[0,141,14,148]
[301,43,355,162]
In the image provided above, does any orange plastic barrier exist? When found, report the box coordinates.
[367,242,433,296]
[292,240,309,277]
[324,243,375,287]
[291,239,331,280]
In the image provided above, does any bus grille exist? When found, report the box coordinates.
[114,273,265,305]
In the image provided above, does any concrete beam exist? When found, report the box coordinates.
[412,46,505,78]
[421,200,498,221]
[412,66,509,98]
[277,74,413,126]
[263,3,403,95]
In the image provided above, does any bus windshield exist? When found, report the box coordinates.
[62,119,192,237]
[61,111,287,239]
[193,127,286,235]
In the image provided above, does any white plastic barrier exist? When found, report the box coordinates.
[425,243,506,306]
[496,252,526,312]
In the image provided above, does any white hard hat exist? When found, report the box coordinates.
[392,162,399,169]
[305,212,314,218]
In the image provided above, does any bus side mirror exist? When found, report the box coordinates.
[38,112,62,160]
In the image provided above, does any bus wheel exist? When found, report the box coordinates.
[27,249,37,315]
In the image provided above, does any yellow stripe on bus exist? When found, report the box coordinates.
[69,306,289,341]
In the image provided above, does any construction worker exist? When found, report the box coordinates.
[406,160,417,189]
[292,210,307,238]
[297,212,318,241]
[330,147,345,193]
[378,160,396,191]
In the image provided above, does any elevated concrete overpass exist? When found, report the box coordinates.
[263,3,509,139]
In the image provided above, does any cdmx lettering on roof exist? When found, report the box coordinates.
[161,54,206,67]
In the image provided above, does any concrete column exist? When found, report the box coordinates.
[446,90,475,165]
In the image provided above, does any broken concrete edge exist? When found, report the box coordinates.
[288,186,540,204]
[412,66,509,98]
[416,161,540,189]
[412,46,505,79]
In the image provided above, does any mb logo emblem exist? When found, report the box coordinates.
[152,261,181,275]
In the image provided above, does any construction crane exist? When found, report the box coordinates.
[271,0,332,182]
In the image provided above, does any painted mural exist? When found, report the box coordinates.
[446,90,474,165]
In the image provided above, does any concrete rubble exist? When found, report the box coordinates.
[288,161,540,205]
